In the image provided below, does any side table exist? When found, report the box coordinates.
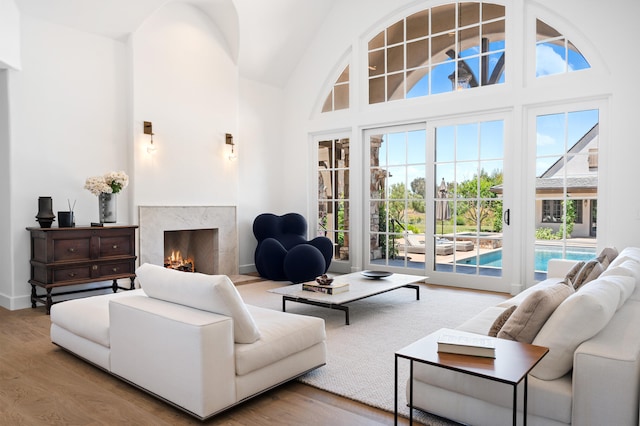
[394,328,548,425]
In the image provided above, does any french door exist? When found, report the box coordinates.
[365,116,512,292]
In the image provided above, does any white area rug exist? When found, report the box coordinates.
[237,279,508,425]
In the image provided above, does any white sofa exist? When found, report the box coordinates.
[408,247,640,426]
[50,263,327,420]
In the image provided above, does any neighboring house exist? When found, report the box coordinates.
[535,124,598,238]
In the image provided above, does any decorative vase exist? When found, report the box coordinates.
[98,192,117,223]
[35,196,56,228]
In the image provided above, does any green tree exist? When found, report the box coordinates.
[410,177,426,197]
[456,169,503,230]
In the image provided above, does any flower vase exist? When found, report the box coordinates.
[99,192,117,223]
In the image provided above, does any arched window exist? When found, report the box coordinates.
[321,65,350,113]
[368,2,505,104]
[536,19,590,77]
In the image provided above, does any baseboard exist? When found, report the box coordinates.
[239,264,257,275]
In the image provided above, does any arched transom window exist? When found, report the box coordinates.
[367,2,506,103]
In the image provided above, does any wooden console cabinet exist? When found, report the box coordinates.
[27,225,138,314]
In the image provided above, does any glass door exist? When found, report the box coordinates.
[432,119,507,283]
[365,117,510,291]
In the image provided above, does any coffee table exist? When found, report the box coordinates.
[394,328,549,425]
[270,272,424,325]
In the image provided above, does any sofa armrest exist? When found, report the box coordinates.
[109,295,236,419]
[572,300,640,426]
[547,259,579,278]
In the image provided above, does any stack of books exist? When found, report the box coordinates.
[302,281,349,295]
[437,330,496,358]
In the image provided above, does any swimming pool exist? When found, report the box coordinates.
[456,245,597,272]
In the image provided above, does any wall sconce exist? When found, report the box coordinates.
[144,121,156,154]
[226,133,237,160]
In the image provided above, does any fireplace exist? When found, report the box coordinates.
[139,206,238,276]
[164,228,218,274]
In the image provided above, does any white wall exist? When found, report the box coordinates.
[4,15,129,309]
[131,2,239,207]
[237,77,285,272]
[0,0,20,69]
[0,70,12,309]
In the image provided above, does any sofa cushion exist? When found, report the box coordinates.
[488,305,516,337]
[572,259,604,290]
[235,305,326,376]
[608,247,640,268]
[50,289,146,348]
[136,263,261,344]
[601,259,640,302]
[498,282,574,343]
[531,277,620,380]
[564,261,585,286]
[596,247,618,269]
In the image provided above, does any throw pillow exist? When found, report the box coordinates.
[531,277,620,380]
[572,259,604,290]
[564,261,585,287]
[497,282,574,343]
[488,305,516,337]
[136,263,261,344]
[596,247,619,269]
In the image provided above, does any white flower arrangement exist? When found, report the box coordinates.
[84,171,129,196]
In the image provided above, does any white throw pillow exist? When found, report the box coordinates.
[136,263,261,343]
[531,277,619,380]
[608,247,640,268]
[599,270,637,308]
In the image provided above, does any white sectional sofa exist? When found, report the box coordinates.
[408,247,640,426]
[50,263,327,420]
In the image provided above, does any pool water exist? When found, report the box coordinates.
[457,246,596,272]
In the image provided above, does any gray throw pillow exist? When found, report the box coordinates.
[488,305,516,337]
[564,261,585,287]
[498,282,574,343]
[596,247,618,269]
[573,260,604,290]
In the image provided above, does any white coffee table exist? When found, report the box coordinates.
[271,272,425,325]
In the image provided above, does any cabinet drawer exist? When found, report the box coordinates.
[53,238,91,262]
[99,236,133,257]
[53,266,92,283]
[99,262,133,277]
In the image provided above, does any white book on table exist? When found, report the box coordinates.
[437,329,496,358]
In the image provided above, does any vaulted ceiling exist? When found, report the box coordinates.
[14,0,337,87]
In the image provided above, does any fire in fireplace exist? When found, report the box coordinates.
[163,228,218,274]
[165,250,195,272]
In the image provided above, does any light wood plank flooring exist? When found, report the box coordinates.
[0,304,423,425]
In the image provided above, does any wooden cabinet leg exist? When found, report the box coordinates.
[31,285,37,308]
[112,279,118,293]
[46,289,52,315]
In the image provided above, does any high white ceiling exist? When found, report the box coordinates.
[14,0,337,87]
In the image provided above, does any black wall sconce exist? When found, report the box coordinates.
[144,121,156,154]
[226,133,236,160]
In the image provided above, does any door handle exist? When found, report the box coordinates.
[503,208,510,226]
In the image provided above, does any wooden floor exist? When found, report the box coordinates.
[0,304,421,425]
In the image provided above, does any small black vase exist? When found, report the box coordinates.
[36,196,56,228]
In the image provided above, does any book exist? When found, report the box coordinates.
[437,330,496,358]
[302,281,349,295]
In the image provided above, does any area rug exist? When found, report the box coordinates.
[236,279,508,425]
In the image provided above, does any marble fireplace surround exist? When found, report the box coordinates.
[138,206,238,276]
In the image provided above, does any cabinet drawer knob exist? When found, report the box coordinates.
[112,244,118,249]
[68,272,76,277]
[68,248,75,253]
[112,267,119,272]
[92,265,98,271]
